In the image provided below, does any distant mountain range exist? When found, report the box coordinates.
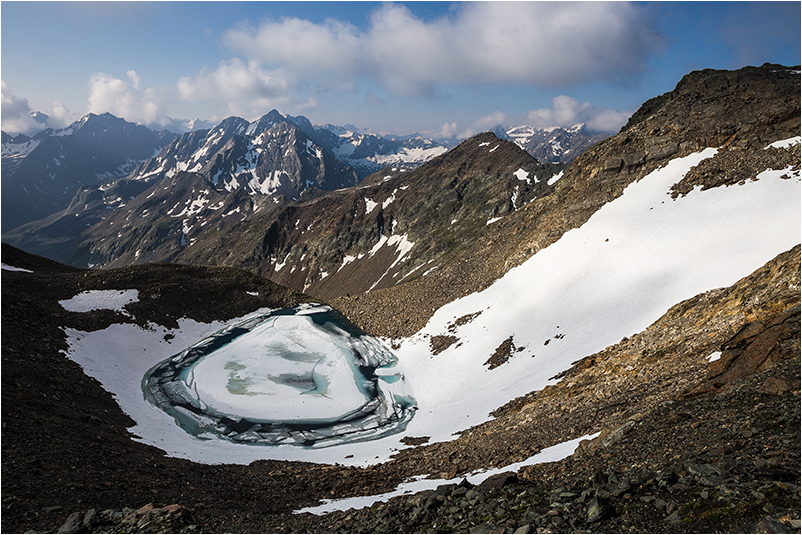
[498,123,609,163]
[1,113,177,230]
[2,109,610,233]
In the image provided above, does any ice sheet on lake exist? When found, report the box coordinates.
[143,305,416,448]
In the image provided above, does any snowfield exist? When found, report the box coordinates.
[60,142,801,470]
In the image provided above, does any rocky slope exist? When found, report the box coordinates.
[174,133,567,300]
[331,63,800,340]
[2,241,799,534]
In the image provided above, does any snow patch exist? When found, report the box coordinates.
[766,136,801,149]
[297,433,598,514]
[365,197,379,215]
[391,147,801,449]
[59,289,139,314]
[548,171,564,186]
[513,168,530,182]
[1,263,33,273]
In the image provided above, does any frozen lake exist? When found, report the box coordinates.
[143,306,416,448]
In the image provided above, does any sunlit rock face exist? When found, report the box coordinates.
[143,305,416,447]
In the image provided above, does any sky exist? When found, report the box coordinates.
[1,1,800,138]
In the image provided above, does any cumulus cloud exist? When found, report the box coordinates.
[166,2,660,125]
[439,122,459,138]
[525,95,632,132]
[456,95,632,139]
[221,2,663,98]
[1,81,43,135]
[86,71,173,127]
[127,70,142,90]
[47,102,73,129]
[223,17,363,76]
[176,58,311,118]
[457,111,510,138]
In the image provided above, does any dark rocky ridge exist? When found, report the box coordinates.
[174,132,566,300]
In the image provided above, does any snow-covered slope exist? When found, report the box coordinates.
[59,138,800,467]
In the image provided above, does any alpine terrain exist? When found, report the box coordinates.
[1,112,601,269]
[2,63,800,534]
[1,113,177,231]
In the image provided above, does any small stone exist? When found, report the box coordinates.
[514,525,532,534]
[83,508,97,529]
[753,516,796,533]
[664,510,682,524]
[586,498,609,523]
[686,463,722,477]
[477,472,518,492]
[57,512,82,534]
[469,524,505,534]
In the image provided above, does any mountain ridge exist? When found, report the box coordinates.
[2,109,610,241]
[1,112,177,230]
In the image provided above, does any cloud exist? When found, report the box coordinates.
[457,111,509,138]
[525,96,632,132]
[222,2,664,98]
[176,58,308,119]
[439,122,459,138]
[1,81,43,135]
[127,70,142,90]
[167,2,660,126]
[86,72,173,127]
[48,102,73,128]
[456,96,632,139]
[223,17,363,77]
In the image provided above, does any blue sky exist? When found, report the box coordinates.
[2,1,800,137]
